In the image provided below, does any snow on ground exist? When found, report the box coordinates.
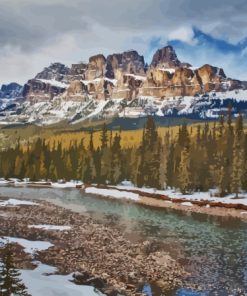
[28,225,71,231]
[0,179,10,185]
[51,181,83,188]
[20,263,104,296]
[181,202,193,207]
[0,237,53,254]
[162,189,247,206]
[116,182,247,207]
[85,187,140,201]
[0,198,38,207]
[0,178,84,189]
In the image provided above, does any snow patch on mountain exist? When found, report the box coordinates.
[36,79,69,88]
[1,89,247,126]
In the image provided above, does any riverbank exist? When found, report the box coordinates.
[84,185,247,221]
[2,178,247,220]
[0,196,186,296]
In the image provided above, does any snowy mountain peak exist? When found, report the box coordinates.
[0,45,247,126]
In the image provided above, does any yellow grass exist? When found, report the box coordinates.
[44,126,187,149]
[0,120,233,151]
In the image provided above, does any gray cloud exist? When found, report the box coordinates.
[0,0,247,84]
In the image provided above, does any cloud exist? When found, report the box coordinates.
[168,27,197,45]
[169,33,247,81]
[0,0,247,84]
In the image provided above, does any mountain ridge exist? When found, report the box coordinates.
[0,45,247,126]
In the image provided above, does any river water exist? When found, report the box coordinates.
[1,186,247,296]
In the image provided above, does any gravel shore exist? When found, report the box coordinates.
[0,196,186,296]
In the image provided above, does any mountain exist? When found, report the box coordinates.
[0,46,246,126]
[0,83,23,114]
[0,83,23,99]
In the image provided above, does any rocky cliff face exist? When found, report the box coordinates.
[35,63,70,81]
[106,50,145,78]
[20,46,246,103]
[150,45,182,68]
[0,82,23,99]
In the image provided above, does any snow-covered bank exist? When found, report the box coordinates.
[51,181,83,188]
[114,183,247,207]
[0,237,53,255]
[0,178,84,188]
[85,187,140,201]
[156,188,247,207]
[20,263,105,296]
[0,198,38,207]
[28,225,71,231]
[0,179,11,185]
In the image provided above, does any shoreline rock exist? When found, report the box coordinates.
[0,197,186,295]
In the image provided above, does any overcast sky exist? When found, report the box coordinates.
[1,0,247,84]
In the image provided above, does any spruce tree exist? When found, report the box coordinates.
[136,129,145,187]
[48,160,57,181]
[110,134,122,185]
[231,114,244,198]
[100,123,108,149]
[39,152,47,180]
[136,116,161,188]
[166,143,175,188]
[218,163,228,197]
[178,147,191,194]
[0,245,28,295]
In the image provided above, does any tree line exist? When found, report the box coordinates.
[0,110,246,197]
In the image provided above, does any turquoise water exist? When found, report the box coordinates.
[1,186,247,295]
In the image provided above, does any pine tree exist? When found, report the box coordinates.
[227,103,233,133]
[100,123,108,149]
[166,143,175,188]
[218,162,228,197]
[14,155,24,178]
[242,134,247,190]
[83,155,95,183]
[65,154,73,180]
[136,116,161,188]
[48,160,57,181]
[136,129,145,187]
[110,133,122,184]
[39,152,47,180]
[178,147,191,194]
[231,114,244,198]
[0,245,28,295]
[218,113,224,138]
[231,140,244,198]
[178,122,190,148]
[89,130,94,153]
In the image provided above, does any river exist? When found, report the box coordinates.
[1,186,247,295]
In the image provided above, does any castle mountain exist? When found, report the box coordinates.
[0,46,247,126]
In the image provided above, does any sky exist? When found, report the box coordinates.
[1,0,247,85]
